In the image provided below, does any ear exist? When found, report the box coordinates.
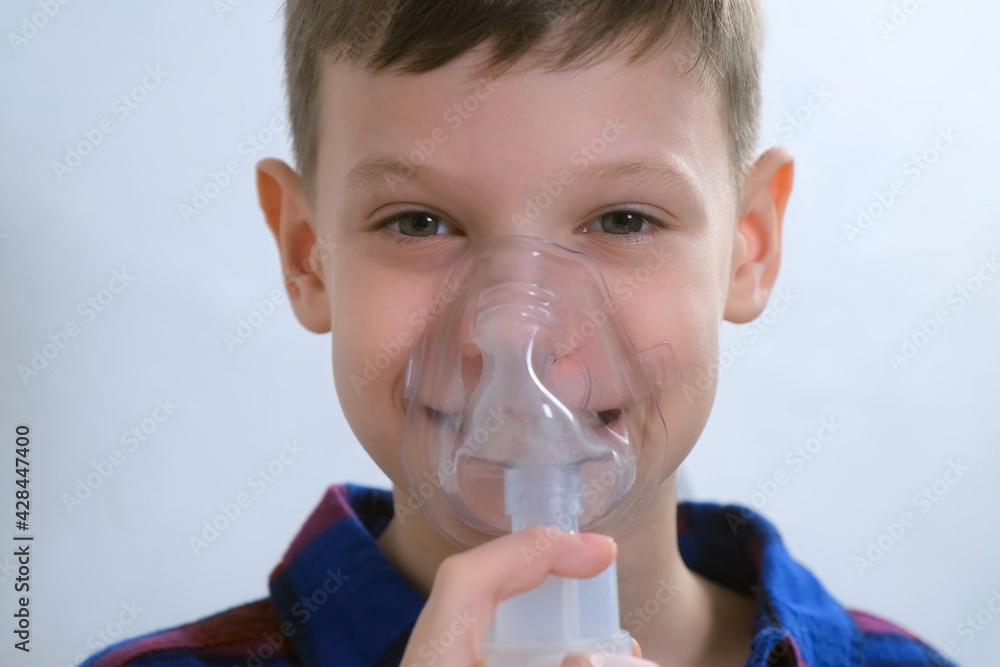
[723,147,795,323]
[256,158,331,334]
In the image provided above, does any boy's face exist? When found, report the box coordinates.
[259,37,791,497]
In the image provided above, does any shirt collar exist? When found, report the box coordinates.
[268,485,424,667]
[678,502,862,667]
[269,486,861,667]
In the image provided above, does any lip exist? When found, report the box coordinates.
[422,400,624,437]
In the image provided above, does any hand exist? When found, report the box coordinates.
[399,527,658,666]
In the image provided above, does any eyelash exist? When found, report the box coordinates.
[580,208,673,240]
[368,212,457,245]
[369,207,673,244]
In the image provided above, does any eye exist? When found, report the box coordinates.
[378,210,454,237]
[581,208,666,236]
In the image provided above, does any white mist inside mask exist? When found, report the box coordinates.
[399,236,679,665]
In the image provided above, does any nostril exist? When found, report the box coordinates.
[597,408,621,426]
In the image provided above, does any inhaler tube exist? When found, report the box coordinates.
[397,236,679,665]
[484,467,633,666]
[485,566,633,666]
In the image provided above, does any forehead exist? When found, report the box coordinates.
[316,41,729,208]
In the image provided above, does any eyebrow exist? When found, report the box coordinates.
[577,156,699,192]
[342,156,450,193]
[342,153,699,195]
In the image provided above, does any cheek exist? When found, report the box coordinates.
[328,263,436,486]
[614,257,724,470]
[657,327,718,475]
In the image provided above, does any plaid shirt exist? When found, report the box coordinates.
[83,484,957,667]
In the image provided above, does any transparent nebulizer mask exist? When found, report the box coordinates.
[399,236,679,665]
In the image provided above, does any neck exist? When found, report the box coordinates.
[615,476,756,666]
[376,474,755,667]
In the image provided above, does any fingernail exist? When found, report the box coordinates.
[578,533,616,550]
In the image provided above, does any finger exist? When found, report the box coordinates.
[432,528,616,607]
[402,528,616,667]
[560,652,659,667]
[631,638,642,658]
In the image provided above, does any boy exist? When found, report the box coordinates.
[84,1,955,665]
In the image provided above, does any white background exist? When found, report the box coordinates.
[1,1,998,665]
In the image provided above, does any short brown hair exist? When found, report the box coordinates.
[282,0,765,200]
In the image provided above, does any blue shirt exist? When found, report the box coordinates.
[83,484,957,666]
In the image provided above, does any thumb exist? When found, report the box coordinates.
[401,528,616,667]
